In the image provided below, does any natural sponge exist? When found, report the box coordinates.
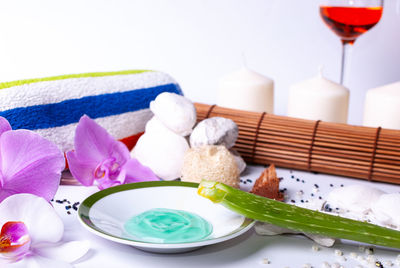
[181,145,239,188]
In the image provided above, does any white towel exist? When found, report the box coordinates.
[0,70,182,152]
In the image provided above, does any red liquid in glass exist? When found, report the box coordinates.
[320,6,383,44]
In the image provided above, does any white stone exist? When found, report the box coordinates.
[132,117,189,180]
[150,92,196,136]
[190,117,238,148]
[321,261,331,268]
[255,222,335,247]
[365,248,374,255]
[254,222,298,236]
[334,250,343,256]
[371,193,400,228]
[144,116,169,134]
[349,252,358,259]
[312,245,320,251]
[304,233,335,247]
[189,117,245,173]
[325,185,385,214]
[261,258,270,264]
[230,149,247,173]
[383,260,393,267]
[366,255,376,263]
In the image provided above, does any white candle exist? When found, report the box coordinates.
[287,72,349,124]
[363,81,400,130]
[217,67,274,113]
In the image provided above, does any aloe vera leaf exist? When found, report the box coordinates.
[198,180,400,248]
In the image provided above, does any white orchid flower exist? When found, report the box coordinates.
[0,194,90,268]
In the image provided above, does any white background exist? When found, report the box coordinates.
[0,0,399,125]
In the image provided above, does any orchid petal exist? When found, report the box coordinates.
[123,159,159,183]
[0,171,4,189]
[0,194,63,246]
[109,140,131,168]
[0,222,31,260]
[34,240,90,263]
[0,117,11,137]
[73,115,130,162]
[0,130,65,202]
[65,151,96,186]
[96,176,123,190]
[0,257,28,268]
[25,255,73,268]
[67,115,131,188]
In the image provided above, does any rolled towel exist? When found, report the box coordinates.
[0,70,182,152]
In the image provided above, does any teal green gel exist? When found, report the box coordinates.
[124,208,213,243]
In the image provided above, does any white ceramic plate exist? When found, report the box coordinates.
[78,181,255,253]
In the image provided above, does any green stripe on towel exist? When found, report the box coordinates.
[0,70,152,90]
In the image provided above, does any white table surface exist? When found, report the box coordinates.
[54,166,400,268]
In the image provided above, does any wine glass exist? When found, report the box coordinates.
[320,0,383,85]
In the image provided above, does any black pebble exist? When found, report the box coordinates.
[323,204,332,212]
[65,205,72,210]
[72,202,80,211]
[296,178,300,182]
[290,200,295,203]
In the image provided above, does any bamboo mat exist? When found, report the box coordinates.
[195,103,400,185]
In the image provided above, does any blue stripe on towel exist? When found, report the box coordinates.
[0,83,182,130]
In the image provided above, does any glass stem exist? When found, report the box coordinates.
[340,40,353,85]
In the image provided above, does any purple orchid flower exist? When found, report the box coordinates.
[66,115,158,189]
[0,117,65,203]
